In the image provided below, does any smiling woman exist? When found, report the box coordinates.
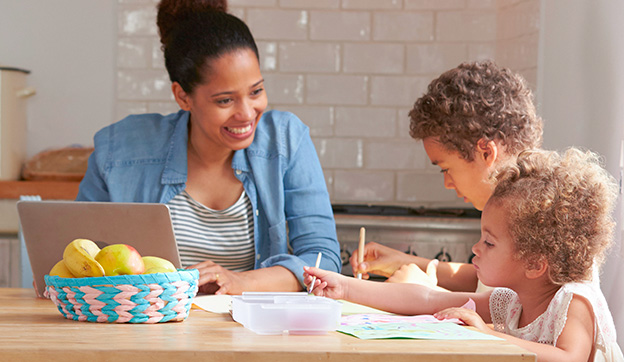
[75,0,341,295]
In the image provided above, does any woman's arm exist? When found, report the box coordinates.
[192,263,300,295]
[76,142,110,201]
[267,119,342,283]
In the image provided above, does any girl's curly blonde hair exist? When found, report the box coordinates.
[489,148,618,284]
[409,60,543,161]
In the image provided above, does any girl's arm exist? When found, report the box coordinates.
[437,295,594,362]
[304,266,492,319]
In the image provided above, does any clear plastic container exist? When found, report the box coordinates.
[231,292,342,335]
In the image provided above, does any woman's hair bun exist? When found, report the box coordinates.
[157,0,228,45]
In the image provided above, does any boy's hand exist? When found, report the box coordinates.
[349,241,414,279]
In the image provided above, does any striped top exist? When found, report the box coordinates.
[167,190,255,272]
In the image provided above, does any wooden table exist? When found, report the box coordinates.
[0,288,536,362]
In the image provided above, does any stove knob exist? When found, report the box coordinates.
[340,245,352,266]
[435,247,452,262]
[404,245,418,256]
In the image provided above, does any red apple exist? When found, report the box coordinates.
[95,244,145,276]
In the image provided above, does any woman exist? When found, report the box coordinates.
[77,0,341,294]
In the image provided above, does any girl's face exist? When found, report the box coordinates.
[470,200,526,288]
[174,48,268,152]
[422,137,496,211]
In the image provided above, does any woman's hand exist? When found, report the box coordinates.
[349,241,414,279]
[188,260,249,295]
[434,307,490,332]
[303,266,347,300]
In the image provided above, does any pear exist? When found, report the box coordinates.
[63,238,105,277]
[142,256,176,274]
[49,260,76,278]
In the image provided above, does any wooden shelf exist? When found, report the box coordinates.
[0,180,80,200]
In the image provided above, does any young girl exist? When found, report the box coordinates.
[305,148,623,361]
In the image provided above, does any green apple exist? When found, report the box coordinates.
[95,244,145,276]
[142,256,176,274]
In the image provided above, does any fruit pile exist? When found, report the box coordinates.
[49,238,177,278]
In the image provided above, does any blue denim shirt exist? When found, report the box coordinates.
[76,110,341,286]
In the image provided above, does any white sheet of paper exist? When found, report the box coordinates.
[339,300,393,315]
[192,295,232,314]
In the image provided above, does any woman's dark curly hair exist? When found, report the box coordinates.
[157,0,259,94]
[409,60,543,161]
[489,148,618,284]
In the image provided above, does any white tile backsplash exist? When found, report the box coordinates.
[372,12,435,42]
[115,0,540,207]
[334,170,394,202]
[343,43,404,74]
[279,42,340,72]
[309,11,371,41]
[334,107,396,137]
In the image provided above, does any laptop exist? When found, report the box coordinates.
[17,200,182,298]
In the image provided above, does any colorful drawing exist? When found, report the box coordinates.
[338,317,501,340]
[338,308,501,341]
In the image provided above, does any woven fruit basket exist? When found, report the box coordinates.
[44,269,199,323]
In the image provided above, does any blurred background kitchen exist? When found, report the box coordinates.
[1,0,623,346]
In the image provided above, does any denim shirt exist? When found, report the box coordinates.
[76,110,341,286]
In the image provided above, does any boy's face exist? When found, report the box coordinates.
[471,200,525,288]
[422,137,495,211]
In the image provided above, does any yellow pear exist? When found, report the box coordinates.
[49,260,76,278]
[63,238,105,277]
[142,256,176,274]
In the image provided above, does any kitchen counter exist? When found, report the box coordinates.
[1,288,536,361]
[0,180,80,233]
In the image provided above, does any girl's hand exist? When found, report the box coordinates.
[303,266,347,299]
[188,260,248,295]
[434,307,490,332]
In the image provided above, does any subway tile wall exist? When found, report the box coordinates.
[116,0,539,208]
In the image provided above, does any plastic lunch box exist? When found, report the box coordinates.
[231,292,342,335]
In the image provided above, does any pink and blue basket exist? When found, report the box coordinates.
[44,269,199,323]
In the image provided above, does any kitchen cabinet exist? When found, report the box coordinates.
[0,180,79,287]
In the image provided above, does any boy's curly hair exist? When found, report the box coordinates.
[490,148,618,284]
[409,60,543,161]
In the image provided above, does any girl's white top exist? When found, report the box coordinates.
[490,282,624,361]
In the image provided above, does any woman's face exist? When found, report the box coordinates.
[422,137,496,211]
[175,48,267,152]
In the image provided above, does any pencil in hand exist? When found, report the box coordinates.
[307,252,322,294]
[357,227,365,280]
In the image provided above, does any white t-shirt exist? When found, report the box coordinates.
[490,283,623,361]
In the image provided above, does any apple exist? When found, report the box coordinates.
[142,256,176,274]
[95,244,145,276]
